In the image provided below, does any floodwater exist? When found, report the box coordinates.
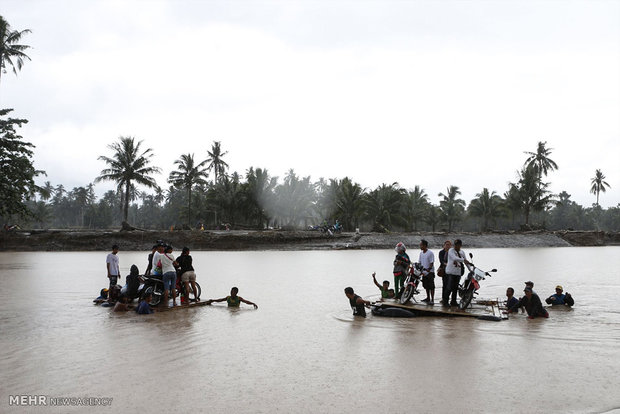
[1,247,619,414]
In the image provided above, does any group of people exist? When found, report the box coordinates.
[346,239,574,319]
[504,281,574,319]
[99,243,258,314]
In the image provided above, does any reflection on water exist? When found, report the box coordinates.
[0,247,619,413]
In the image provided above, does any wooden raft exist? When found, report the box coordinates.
[372,299,508,321]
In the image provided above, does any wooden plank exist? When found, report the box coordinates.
[150,300,211,312]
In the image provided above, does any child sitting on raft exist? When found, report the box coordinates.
[372,272,395,299]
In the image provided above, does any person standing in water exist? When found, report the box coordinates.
[206,287,258,309]
[393,242,411,297]
[344,287,370,317]
[508,286,549,319]
[106,244,120,302]
[505,287,519,311]
[545,285,574,307]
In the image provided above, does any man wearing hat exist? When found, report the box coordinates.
[545,285,574,307]
[507,286,549,319]
[524,280,536,293]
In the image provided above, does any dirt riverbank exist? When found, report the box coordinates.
[1,229,618,251]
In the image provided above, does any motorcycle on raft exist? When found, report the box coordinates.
[457,253,497,310]
[398,263,424,304]
[136,272,202,307]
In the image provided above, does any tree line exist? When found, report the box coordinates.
[1,16,617,233]
[7,135,618,233]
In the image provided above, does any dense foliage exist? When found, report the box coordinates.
[0,109,42,218]
[4,140,618,232]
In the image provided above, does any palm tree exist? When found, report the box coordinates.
[507,164,554,226]
[524,141,558,181]
[590,169,610,206]
[0,16,31,86]
[95,136,161,223]
[438,186,466,232]
[404,185,429,231]
[38,181,54,202]
[363,183,406,232]
[467,188,504,231]
[168,153,209,227]
[206,141,229,185]
[424,204,441,232]
[206,141,229,226]
[332,177,365,231]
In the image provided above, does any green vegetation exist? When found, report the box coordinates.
[0,16,31,85]
[3,138,617,232]
[0,109,43,218]
[168,153,209,227]
[590,169,610,206]
[94,136,161,223]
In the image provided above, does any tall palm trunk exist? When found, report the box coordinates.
[188,188,192,227]
[213,170,218,227]
[124,181,130,222]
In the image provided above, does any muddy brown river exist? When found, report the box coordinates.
[1,247,619,413]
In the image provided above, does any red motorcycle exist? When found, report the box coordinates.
[399,263,424,304]
[458,253,497,310]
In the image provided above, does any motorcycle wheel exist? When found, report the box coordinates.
[400,284,414,304]
[145,286,162,307]
[459,289,474,310]
[184,282,201,302]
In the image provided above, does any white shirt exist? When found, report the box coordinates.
[160,252,176,274]
[445,247,466,276]
[418,249,435,275]
[106,253,120,276]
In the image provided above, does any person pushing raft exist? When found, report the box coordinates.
[344,287,370,317]
[545,285,574,307]
[206,287,258,309]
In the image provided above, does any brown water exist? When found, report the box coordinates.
[1,247,619,413]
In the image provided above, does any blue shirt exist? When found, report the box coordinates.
[136,301,153,314]
[547,293,566,305]
[506,296,519,310]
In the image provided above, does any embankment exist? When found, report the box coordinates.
[0,230,618,252]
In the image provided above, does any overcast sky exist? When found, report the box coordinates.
[2,0,619,207]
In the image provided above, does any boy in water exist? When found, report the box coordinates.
[393,242,411,297]
[372,272,395,299]
[206,287,258,309]
[344,287,370,317]
[113,295,132,312]
[505,287,519,312]
[136,292,154,314]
